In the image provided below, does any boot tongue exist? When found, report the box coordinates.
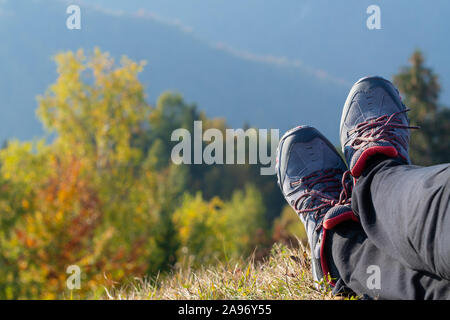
[322,205,357,230]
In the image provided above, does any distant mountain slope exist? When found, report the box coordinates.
[0,0,351,144]
[87,0,450,103]
[7,1,450,145]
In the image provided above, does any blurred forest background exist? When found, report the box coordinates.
[0,47,448,299]
[0,0,449,299]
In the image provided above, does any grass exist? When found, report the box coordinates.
[104,242,344,300]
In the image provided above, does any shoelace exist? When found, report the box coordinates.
[291,168,352,221]
[349,109,419,152]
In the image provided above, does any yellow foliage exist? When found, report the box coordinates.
[0,48,273,300]
[173,186,266,267]
[0,49,160,299]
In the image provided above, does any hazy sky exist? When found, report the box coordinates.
[83,0,450,103]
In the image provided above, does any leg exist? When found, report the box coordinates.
[352,157,450,280]
[328,220,450,300]
[337,75,450,297]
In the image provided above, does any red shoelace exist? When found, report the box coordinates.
[349,109,419,152]
[291,168,352,221]
[289,110,417,223]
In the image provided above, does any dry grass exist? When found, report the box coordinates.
[103,243,342,300]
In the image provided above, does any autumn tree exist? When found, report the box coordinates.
[0,48,280,299]
[0,49,165,298]
[393,50,450,165]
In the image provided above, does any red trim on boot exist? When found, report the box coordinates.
[323,211,358,230]
[351,145,398,177]
[320,210,358,287]
[319,229,335,287]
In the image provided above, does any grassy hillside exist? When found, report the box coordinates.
[104,243,344,300]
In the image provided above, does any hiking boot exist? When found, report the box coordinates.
[276,126,357,286]
[340,76,418,177]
